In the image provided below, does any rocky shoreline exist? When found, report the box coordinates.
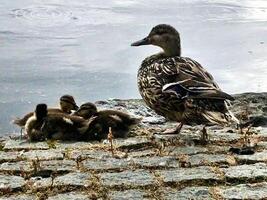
[0,93,266,199]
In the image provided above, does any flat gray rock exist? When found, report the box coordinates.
[223,163,267,179]
[47,192,90,200]
[218,182,267,200]
[53,172,92,188]
[0,161,33,173]
[132,156,179,168]
[68,149,111,160]
[187,154,236,166]
[100,170,155,188]
[157,166,221,184]
[39,160,76,173]
[0,151,20,163]
[27,176,52,191]
[109,189,149,200]
[21,149,64,161]
[113,137,152,150]
[82,158,130,171]
[0,174,25,192]
[235,150,267,163]
[0,194,35,200]
[167,146,208,156]
[4,140,49,150]
[163,186,214,200]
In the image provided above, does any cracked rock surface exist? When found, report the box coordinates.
[0,93,267,199]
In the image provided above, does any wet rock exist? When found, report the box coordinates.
[223,163,267,180]
[0,174,25,192]
[82,158,129,171]
[21,149,64,161]
[157,166,222,184]
[100,170,155,188]
[4,140,49,151]
[53,172,92,188]
[163,186,213,200]
[0,161,33,174]
[132,156,179,168]
[218,182,267,200]
[47,192,91,200]
[109,189,149,200]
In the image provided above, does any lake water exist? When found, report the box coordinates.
[0,0,266,134]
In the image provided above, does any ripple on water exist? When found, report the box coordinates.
[10,4,134,28]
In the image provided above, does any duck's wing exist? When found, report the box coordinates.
[161,57,234,101]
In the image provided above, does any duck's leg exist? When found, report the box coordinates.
[163,122,184,134]
[200,126,209,144]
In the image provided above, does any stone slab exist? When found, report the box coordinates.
[53,172,92,188]
[109,189,149,200]
[0,151,20,163]
[39,160,76,173]
[20,150,64,161]
[218,182,267,200]
[163,186,214,200]
[157,166,221,184]
[0,174,26,192]
[0,161,33,174]
[132,156,179,168]
[223,163,267,180]
[82,158,130,171]
[235,150,267,163]
[100,170,155,188]
[47,192,90,200]
[4,140,49,151]
[0,194,35,200]
[187,154,236,166]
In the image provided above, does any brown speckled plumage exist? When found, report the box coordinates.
[132,24,238,126]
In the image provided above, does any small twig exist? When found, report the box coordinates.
[108,127,114,156]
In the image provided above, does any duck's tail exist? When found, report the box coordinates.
[13,117,27,127]
[201,102,239,126]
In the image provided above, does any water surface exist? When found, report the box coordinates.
[0,0,266,134]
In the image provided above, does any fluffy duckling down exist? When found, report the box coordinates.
[13,94,79,128]
[25,103,89,142]
[72,102,141,141]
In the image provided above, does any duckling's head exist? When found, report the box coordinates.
[72,102,97,119]
[60,95,79,113]
[131,24,181,57]
[35,104,48,121]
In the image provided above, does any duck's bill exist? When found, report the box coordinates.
[131,37,150,46]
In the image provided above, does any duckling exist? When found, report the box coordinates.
[25,103,88,141]
[131,24,239,142]
[72,102,140,141]
[13,94,79,128]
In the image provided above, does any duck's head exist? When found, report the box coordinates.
[59,95,79,113]
[35,104,48,121]
[131,24,181,57]
[72,102,97,119]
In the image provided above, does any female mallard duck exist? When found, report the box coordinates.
[25,103,88,141]
[13,94,79,128]
[72,102,140,141]
[131,24,238,140]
